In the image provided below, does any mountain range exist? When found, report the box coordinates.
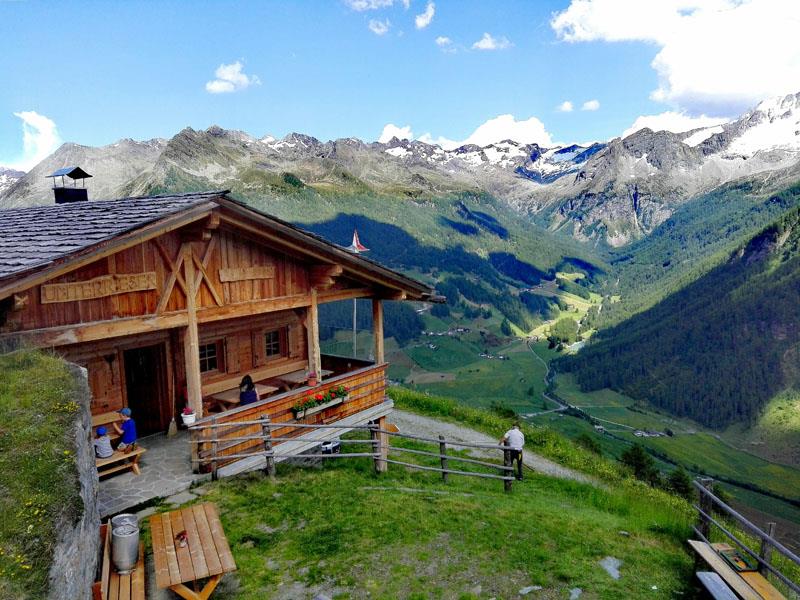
[3,92,800,247]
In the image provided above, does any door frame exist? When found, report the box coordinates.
[121,342,171,435]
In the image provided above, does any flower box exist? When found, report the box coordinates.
[292,396,347,419]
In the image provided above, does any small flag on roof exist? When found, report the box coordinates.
[346,229,369,254]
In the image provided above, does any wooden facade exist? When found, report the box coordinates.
[0,191,434,442]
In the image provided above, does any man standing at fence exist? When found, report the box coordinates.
[500,423,525,480]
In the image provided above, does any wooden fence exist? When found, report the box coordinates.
[189,418,517,491]
[692,478,800,595]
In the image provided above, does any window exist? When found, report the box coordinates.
[264,329,283,359]
[199,342,219,373]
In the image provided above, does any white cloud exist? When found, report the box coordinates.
[435,36,452,46]
[472,32,512,51]
[401,0,410,8]
[344,0,394,10]
[1,111,62,171]
[551,0,800,116]
[416,114,553,149]
[581,99,600,111]
[622,111,729,138]
[205,61,261,94]
[557,100,574,112]
[379,123,414,142]
[415,1,434,29]
[368,18,390,35]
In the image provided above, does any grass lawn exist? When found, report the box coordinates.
[163,437,694,599]
[409,340,548,413]
[0,351,83,599]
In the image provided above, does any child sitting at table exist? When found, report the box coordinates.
[113,407,138,452]
[93,426,114,459]
[239,375,258,405]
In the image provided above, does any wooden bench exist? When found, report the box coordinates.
[688,540,786,600]
[96,447,146,477]
[92,523,145,600]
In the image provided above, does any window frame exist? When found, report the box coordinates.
[198,339,225,374]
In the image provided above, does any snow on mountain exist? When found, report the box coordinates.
[682,126,724,147]
[0,167,25,196]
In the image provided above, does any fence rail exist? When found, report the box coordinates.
[692,478,800,595]
[189,417,517,491]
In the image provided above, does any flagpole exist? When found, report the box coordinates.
[353,298,357,357]
[345,228,368,359]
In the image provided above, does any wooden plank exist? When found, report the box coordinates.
[191,504,222,575]
[183,243,203,418]
[159,511,182,586]
[149,514,170,589]
[169,509,196,584]
[203,503,237,573]
[372,299,384,364]
[688,541,761,600]
[740,572,786,600]
[108,571,120,600]
[130,543,145,600]
[180,507,210,580]
[697,572,738,600]
[219,265,276,282]
[97,523,111,600]
[117,572,131,600]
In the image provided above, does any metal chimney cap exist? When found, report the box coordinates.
[46,166,93,180]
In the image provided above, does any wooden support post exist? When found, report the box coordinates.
[262,416,276,480]
[210,417,219,481]
[503,440,512,493]
[307,288,321,380]
[372,299,384,364]
[758,522,776,575]
[182,244,203,418]
[370,420,388,473]
[698,477,714,540]
[439,435,448,483]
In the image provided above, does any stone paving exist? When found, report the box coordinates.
[98,431,210,517]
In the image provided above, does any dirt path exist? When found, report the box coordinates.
[389,409,596,486]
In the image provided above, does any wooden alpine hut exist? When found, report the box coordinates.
[0,189,436,472]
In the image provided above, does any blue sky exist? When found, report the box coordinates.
[1,0,798,169]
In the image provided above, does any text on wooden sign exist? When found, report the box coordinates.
[218,266,276,282]
[41,272,158,303]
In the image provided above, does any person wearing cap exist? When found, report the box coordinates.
[93,426,114,459]
[113,407,138,452]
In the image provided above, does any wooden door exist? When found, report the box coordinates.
[123,344,169,436]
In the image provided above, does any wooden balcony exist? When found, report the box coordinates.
[191,357,388,471]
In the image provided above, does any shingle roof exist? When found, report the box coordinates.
[0,191,223,280]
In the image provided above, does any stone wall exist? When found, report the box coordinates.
[47,364,100,600]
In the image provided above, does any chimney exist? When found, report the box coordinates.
[46,166,92,203]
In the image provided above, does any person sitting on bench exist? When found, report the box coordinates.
[113,407,138,452]
[93,426,114,459]
[239,375,258,406]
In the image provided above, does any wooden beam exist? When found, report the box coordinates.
[191,253,223,307]
[317,287,374,303]
[3,293,313,347]
[154,239,188,314]
[372,299,384,364]
[307,288,321,380]
[182,244,203,418]
[0,204,216,301]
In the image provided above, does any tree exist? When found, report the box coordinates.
[620,444,660,486]
[666,466,693,500]
[500,319,512,336]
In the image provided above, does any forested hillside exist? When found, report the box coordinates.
[558,205,800,428]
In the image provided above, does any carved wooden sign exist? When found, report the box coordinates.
[41,272,157,304]
[218,266,276,282]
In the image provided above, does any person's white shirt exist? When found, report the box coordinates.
[503,427,525,450]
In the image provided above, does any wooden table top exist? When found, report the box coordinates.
[277,369,333,384]
[209,383,279,404]
[150,503,236,589]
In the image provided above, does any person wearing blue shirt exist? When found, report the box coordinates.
[114,407,138,452]
[239,375,258,406]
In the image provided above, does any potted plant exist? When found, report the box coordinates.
[181,406,196,426]
[307,371,318,387]
[291,387,349,419]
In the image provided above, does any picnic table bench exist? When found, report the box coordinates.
[96,447,146,477]
[92,411,123,442]
[689,540,785,600]
[150,502,237,600]
[92,523,145,600]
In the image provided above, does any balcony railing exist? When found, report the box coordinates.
[190,360,388,471]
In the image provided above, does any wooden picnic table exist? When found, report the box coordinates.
[276,368,333,390]
[150,503,236,600]
[208,383,278,411]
